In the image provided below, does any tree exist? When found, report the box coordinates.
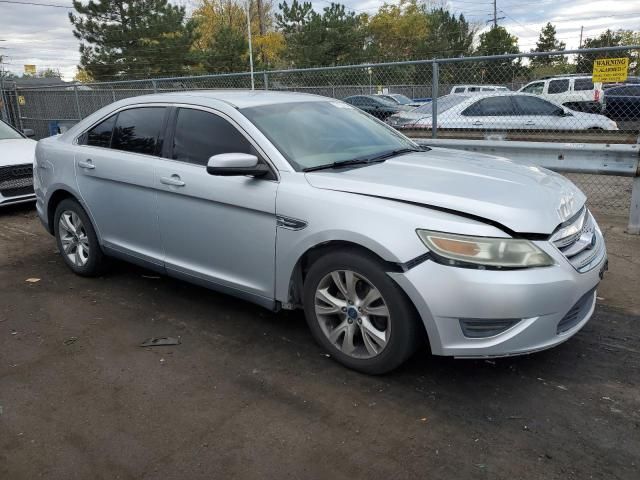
[367,0,429,62]
[475,26,521,84]
[201,25,248,73]
[276,1,367,68]
[69,0,199,81]
[193,0,284,71]
[576,29,626,74]
[423,8,474,58]
[39,68,61,78]
[530,22,566,67]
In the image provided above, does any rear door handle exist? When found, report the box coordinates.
[524,121,536,126]
[78,159,95,170]
[472,120,483,126]
[160,175,186,187]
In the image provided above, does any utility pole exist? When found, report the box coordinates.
[579,26,584,48]
[246,0,255,90]
[486,0,505,28]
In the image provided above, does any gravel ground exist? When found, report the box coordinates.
[1,204,639,480]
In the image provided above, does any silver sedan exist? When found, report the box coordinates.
[34,91,607,373]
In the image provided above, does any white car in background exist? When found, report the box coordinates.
[386,92,617,131]
[450,85,509,94]
[0,120,37,207]
[519,75,604,113]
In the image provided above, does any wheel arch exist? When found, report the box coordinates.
[283,240,404,309]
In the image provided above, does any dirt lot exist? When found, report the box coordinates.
[1,204,639,480]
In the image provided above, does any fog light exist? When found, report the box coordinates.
[459,318,520,338]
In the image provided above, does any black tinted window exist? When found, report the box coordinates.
[453,87,465,93]
[609,86,640,96]
[548,79,569,94]
[112,107,165,156]
[513,96,562,115]
[172,109,252,165]
[574,79,594,91]
[463,96,515,116]
[86,115,116,148]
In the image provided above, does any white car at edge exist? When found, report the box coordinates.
[0,120,37,207]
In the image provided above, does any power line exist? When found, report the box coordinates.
[0,0,73,8]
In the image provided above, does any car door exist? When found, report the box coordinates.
[74,106,167,266]
[459,96,517,130]
[154,106,278,303]
[511,95,567,129]
[520,81,545,95]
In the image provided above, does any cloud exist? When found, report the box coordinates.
[0,0,638,81]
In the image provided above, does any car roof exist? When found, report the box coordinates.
[117,89,331,109]
[452,85,506,88]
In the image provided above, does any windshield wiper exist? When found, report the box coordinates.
[302,147,423,172]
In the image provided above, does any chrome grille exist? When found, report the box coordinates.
[551,208,605,273]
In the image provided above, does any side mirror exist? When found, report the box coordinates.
[23,128,35,138]
[206,153,270,177]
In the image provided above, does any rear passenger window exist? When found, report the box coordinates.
[172,109,252,166]
[548,79,569,94]
[112,107,166,156]
[86,115,116,148]
[574,79,594,91]
[462,97,515,116]
[547,79,569,93]
[453,87,465,93]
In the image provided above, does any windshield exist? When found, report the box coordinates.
[390,94,413,104]
[413,95,468,114]
[241,101,417,171]
[0,121,24,140]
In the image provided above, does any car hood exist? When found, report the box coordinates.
[0,138,37,167]
[304,148,585,235]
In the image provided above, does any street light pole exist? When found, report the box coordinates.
[246,0,255,90]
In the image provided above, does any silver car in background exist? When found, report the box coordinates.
[387,92,617,131]
[34,91,607,374]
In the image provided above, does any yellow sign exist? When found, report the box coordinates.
[24,64,36,76]
[592,57,629,83]
[18,95,26,106]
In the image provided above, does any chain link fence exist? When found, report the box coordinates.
[2,46,639,217]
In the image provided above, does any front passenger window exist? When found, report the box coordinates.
[172,109,252,166]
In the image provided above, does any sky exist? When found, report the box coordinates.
[0,0,638,80]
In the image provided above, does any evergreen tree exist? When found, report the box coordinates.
[475,26,521,84]
[276,1,367,68]
[201,25,248,73]
[69,0,198,80]
[423,9,474,58]
[576,29,624,74]
[530,22,566,67]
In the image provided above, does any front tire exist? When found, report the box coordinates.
[303,249,420,374]
[54,198,106,276]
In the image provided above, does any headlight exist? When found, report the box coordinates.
[416,230,554,269]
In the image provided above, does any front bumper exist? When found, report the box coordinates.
[390,237,607,358]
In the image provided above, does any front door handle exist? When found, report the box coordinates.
[472,120,483,126]
[78,159,95,170]
[160,175,186,187]
[524,121,536,126]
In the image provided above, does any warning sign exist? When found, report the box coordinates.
[18,95,26,106]
[592,57,629,83]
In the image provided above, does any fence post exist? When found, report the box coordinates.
[13,83,24,131]
[151,79,158,93]
[263,72,269,90]
[431,61,438,139]
[74,85,82,120]
[629,176,640,234]
[0,76,8,123]
[111,86,116,102]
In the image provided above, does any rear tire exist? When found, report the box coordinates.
[54,198,106,277]
[302,248,420,374]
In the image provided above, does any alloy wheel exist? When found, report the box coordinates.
[314,270,390,359]
[58,210,90,267]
